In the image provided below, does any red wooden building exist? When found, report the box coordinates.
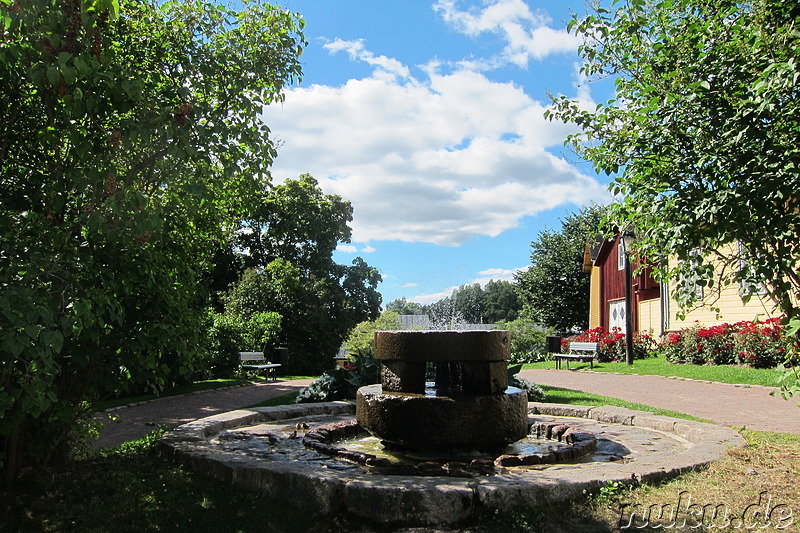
[584,234,662,335]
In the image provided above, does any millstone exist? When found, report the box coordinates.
[356,384,529,450]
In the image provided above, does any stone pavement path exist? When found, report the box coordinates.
[94,370,800,449]
[520,368,800,434]
[92,378,314,449]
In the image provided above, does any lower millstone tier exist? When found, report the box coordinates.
[356,384,529,450]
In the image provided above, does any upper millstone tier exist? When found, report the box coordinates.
[375,330,511,395]
[375,330,510,362]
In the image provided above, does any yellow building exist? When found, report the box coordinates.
[586,238,782,336]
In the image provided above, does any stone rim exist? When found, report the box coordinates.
[159,401,746,527]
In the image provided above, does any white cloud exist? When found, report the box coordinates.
[323,39,412,82]
[477,267,524,278]
[402,283,419,288]
[337,243,377,254]
[471,266,527,285]
[262,49,607,246]
[412,286,460,305]
[432,0,581,66]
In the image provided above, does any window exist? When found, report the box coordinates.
[737,242,767,297]
[618,241,626,271]
[683,249,705,301]
[609,299,627,334]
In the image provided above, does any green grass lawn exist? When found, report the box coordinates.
[523,355,783,387]
[538,385,708,422]
[248,391,300,408]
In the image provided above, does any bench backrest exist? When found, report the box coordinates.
[239,352,265,362]
[568,342,598,353]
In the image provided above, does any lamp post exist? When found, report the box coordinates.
[620,229,636,366]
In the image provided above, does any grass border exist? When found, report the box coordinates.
[539,385,709,422]
[523,355,782,387]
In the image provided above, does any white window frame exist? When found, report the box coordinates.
[683,249,705,301]
[737,241,767,297]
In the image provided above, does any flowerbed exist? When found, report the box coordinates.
[659,318,794,369]
[562,327,655,362]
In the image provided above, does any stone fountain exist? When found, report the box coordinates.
[160,329,746,527]
[357,330,527,451]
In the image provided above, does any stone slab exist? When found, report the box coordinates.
[375,330,510,362]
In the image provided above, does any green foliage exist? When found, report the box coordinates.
[343,311,401,356]
[659,318,793,369]
[295,311,400,403]
[507,364,546,402]
[200,309,281,379]
[591,480,635,505]
[550,0,800,355]
[295,347,380,403]
[223,175,383,374]
[483,280,521,323]
[776,317,800,402]
[385,297,424,315]
[424,280,521,325]
[0,0,304,478]
[516,204,606,332]
[498,317,554,363]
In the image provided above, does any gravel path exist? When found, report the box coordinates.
[93,370,800,449]
[520,368,800,434]
[92,378,314,448]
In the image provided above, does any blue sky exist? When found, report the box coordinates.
[261,0,615,305]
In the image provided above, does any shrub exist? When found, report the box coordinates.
[658,318,791,369]
[199,309,282,379]
[731,318,788,369]
[296,346,380,403]
[342,311,401,355]
[562,327,655,362]
[498,318,554,363]
[508,362,546,402]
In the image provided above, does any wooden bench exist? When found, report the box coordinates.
[553,342,598,370]
[239,352,281,380]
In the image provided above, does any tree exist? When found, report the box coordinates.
[548,0,800,323]
[422,280,522,325]
[343,311,402,356]
[483,280,521,323]
[452,283,485,324]
[516,204,606,332]
[226,175,382,374]
[0,0,304,479]
[385,298,424,315]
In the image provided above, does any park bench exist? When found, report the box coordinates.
[553,342,599,370]
[239,352,281,381]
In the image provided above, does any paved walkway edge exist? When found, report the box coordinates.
[520,368,800,434]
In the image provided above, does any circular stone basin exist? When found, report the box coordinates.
[159,401,745,527]
[302,418,597,476]
[356,384,528,450]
